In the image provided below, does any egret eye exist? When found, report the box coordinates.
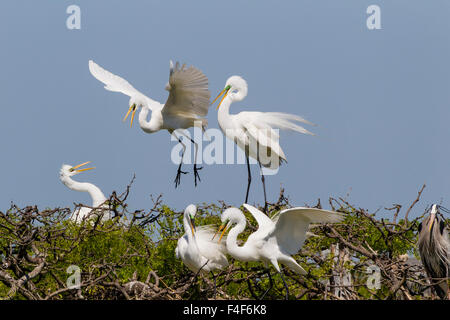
[69,168,74,172]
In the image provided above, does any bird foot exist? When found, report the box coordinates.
[193,165,203,187]
[174,168,189,188]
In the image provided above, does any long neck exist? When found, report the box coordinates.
[61,176,107,207]
[217,96,233,132]
[138,106,162,133]
[183,214,194,241]
[226,219,256,262]
[183,214,201,254]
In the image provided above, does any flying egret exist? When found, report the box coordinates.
[59,161,111,223]
[89,60,211,187]
[212,76,316,212]
[175,204,229,274]
[216,203,345,299]
[417,204,449,299]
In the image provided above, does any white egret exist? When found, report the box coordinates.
[212,76,316,212]
[59,161,111,223]
[417,204,449,299]
[176,204,229,274]
[89,60,211,187]
[216,203,345,299]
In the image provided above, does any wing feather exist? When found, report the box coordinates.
[243,204,274,235]
[162,61,211,117]
[233,112,287,166]
[89,60,148,101]
[239,111,316,137]
[270,207,345,255]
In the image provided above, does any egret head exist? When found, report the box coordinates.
[215,207,245,243]
[184,204,197,236]
[123,96,146,128]
[59,161,95,178]
[212,76,248,110]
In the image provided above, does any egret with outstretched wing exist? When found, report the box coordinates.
[89,60,211,187]
[212,76,316,212]
[216,203,344,299]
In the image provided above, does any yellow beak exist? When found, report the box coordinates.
[212,86,230,110]
[189,217,196,236]
[212,224,225,240]
[218,223,229,243]
[70,161,95,174]
[429,212,436,232]
[123,104,137,128]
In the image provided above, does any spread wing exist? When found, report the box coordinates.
[270,207,345,255]
[162,61,210,117]
[89,60,150,104]
[243,204,275,235]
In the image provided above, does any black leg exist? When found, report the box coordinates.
[279,271,289,300]
[245,155,251,203]
[188,137,203,187]
[258,162,268,213]
[246,279,259,299]
[260,268,273,299]
[193,164,202,186]
[173,133,188,188]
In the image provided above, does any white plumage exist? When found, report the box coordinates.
[217,203,344,297]
[218,203,344,274]
[176,204,229,274]
[59,161,111,223]
[89,60,211,187]
[89,60,210,130]
[212,76,316,208]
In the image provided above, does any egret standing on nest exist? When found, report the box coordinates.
[89,60,211,187]
[216,203,345,299]
[175,204,229,274]
[417,204,449,299]
[59,161,111,223]
[212,76,316,212]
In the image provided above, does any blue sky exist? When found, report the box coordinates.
[0,1,449,219]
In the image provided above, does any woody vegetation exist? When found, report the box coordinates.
[0,183,447,300]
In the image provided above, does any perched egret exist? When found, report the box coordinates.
[216,203,345,299]
[417,204,449,299]
[89,60,211,187]
[176,204,229,274]
[59,161,111,223]
[212,76,316,212]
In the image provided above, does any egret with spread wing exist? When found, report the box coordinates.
[59,161,111,223]
[417,204,449,299]
[216,203,344,299]
[176,204,229,274]
[212,76,316,212]
[89,60,211,187]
